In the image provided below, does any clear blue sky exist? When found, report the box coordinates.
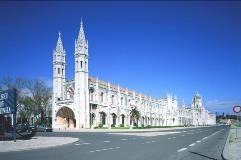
[0,1,241,114]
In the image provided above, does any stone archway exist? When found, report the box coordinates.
[111,113,117,127]
[121,114,125,126]
[56,107,76,128]
[100,112,107,126]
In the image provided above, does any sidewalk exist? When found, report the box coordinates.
[223,127,241,160]
[53,125,211,132]
[0,136,79,152]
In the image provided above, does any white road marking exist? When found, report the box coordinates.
[196,140,201,143]
[168,138,171,139]
[75,144,80,146]
[189,143,196,147]
[177,148,187,152]
[121,138,127,141]
[182,135,185,136]
[89,146,121,153]
[202,137,208,140]
[83,142,91,145]
[104,141,111,143]
[183,131,187,132]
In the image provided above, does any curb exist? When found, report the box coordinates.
[222,126,230,160]
[0,137,79,153]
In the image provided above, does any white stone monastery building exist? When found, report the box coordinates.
[52,21,216,129]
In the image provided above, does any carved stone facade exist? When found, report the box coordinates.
[52,21,216,129]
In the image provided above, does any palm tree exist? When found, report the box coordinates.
[130,107,140,127]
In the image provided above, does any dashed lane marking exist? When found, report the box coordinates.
[89,147,120,153]
[177,148,187,152]
[104,141,111,143]
[83,142,91,145]
[202,137,208,140]
[75,144,80,146]
[196,140,201,143]
[141,141,156,144]
[182,135,185,136]
[121,138,127,141]
[189,143,196,147]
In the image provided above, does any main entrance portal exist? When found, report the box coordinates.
[56,107,76,128]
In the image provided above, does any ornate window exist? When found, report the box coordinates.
[111,95,114,105]
[100,92,104,103]
[121,97,124,105]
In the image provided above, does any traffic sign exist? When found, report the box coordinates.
[233,106,241,113]
[0,89,17,114]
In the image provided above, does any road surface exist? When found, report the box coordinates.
[0,125,229,160]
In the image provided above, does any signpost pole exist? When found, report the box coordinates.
[3,114,5,141]
[13,112,16,142]
[13,89,17,142]
[236,113,238,139]
[233,105,241,139]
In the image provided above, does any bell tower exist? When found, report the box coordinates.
[74,20,90,128]
[53,32,66,101]
[52,32,66,128]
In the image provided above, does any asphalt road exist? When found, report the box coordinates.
[0,125,229,160]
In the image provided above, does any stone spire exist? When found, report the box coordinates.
[56,32,64,53]
[182,100,186,108]
[77,19,86,44]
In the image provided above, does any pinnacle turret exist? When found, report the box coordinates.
[77,19,86,44]
[56,32,64,53]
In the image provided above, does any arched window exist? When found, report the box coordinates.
[111,95,114,105]
[121,97,124,105]
[90,91,94,101]
[100,92,104,103]
[76,61,78,70]
[80,61,83,68]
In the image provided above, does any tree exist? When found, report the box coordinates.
[0,77,52,125]
[25,79,52,124]
[130,107,140,127]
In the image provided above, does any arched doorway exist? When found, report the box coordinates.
[121,114,125,126]
[56,107,76,128]
[90,113,96,127]
[100,112,106,126]
[111,113,117,127]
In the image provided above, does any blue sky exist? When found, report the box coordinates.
[0,1,241,114]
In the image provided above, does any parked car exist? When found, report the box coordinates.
[36,125,52,132]
[17,124,36,133]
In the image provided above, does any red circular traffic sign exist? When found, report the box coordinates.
[233,106,241,113]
